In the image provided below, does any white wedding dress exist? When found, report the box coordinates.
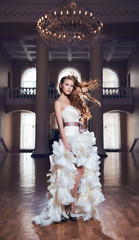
[32,106,105,226]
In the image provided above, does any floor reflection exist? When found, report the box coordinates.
[103,153,120,187]
[0,152,139,240]
[19,153,35,191]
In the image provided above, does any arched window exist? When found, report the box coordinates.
[20,68,36,150]
[21,68,36,87]
[103,68,119,87]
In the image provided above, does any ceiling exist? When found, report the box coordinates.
[0,0,139,62]
[0,0,139,5]
[1,35,139,62]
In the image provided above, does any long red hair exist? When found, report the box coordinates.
[59,75,100,119]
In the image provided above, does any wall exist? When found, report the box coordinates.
[127,42,139,152]
[120,112,127,151]
[0,43,13,152]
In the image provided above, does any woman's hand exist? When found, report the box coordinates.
[63,139,72,151]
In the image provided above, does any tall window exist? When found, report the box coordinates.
[21,68,36,88]
[103,68,119,87]
[20,112,35,150]
[103,112,120,150]
[20,68,36,150]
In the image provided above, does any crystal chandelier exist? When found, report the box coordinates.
[37,0,103,47]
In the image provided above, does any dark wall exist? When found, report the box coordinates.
[0,43,13,152]
[127,42,139,152]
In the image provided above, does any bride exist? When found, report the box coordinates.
[32,75,105,226]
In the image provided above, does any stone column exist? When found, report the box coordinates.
[32,39,50,156]
[90,39,106,156]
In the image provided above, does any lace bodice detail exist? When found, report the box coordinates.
[61,105,80,123]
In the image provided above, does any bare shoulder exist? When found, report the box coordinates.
[54,98,62,112]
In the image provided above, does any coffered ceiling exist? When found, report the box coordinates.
[1,35,139,62]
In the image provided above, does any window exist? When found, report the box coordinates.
[20,68,36,150]
[20,112,35,150]
[103,68,119,87]
[103,112,120,150]
[21,68,36,88]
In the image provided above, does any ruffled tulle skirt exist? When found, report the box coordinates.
[32,130,105,226]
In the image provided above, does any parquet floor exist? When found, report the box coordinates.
[0,152,139,240]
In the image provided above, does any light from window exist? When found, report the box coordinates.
[103,112,120,149]
[103,68,119,87]
[20,112,36,150]
[20,68,36,150]
[20,153,35,189]
[21,68,36,88]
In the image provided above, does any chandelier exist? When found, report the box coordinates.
[37,0,103,47]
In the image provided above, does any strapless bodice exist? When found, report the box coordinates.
[62,106,81,136]
[61,105,80,122]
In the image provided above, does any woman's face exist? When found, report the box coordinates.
[60,78,74,95]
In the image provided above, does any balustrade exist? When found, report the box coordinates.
[48,87,59,100]
[6,87,60,101]
[103,87,133,100]
[5,87,133,113]
[8,87,36,99]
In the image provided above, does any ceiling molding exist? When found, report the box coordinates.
[0,5,139,23]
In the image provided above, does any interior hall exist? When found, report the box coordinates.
[0,0,139,239]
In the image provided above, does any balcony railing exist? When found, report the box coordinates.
[48,87,59,101]
[5,87,134,113]
[5,87,36,112]
[103,87,133,100]
[103,87,133,112]
[6,87,36,100]
[6,87,59,102]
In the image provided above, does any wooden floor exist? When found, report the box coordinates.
[0,152,139,240]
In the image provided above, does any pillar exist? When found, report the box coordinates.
[90,39,106,157]
[32,39,50,156]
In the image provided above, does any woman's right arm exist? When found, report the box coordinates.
[54,101,71,151]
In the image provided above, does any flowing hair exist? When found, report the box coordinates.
[59,75,101,119]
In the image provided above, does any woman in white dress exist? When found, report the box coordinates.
[32,75,105,226]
